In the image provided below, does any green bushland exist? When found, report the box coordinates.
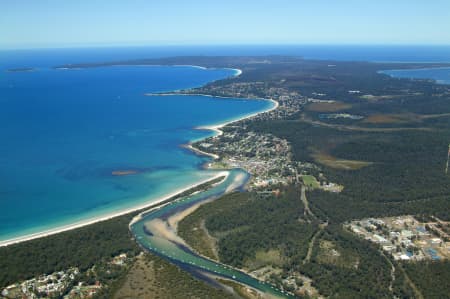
[0,176,224,288]
[403,261,450,299]
[178,57,450,298]
[300,225,393,298]
[0,214,139,288]
[177,213,218,260]
[249,120,450,222]
[180,189,400,298]
[4,56,450,297]
[392,266,417,299]
[308,190,450,224]
[253,121,450,197]
[179,187,318,270]
[111,253,235,299]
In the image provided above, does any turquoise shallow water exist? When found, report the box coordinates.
[0,64,273,241]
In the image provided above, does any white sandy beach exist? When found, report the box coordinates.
[0,171,229,248]
[196,97,279,136]
[183,144,220,159]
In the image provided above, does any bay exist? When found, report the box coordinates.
[0,63,272,241]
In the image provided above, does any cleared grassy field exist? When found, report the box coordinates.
[312,152,372,170]
[363,113,421,124]
[301,175,320,189]
[244,249,284,271]
[306,101,352,112]
[316,240,359,269]
[359,94,401,101]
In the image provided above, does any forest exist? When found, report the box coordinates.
[180,189,418,298]
[0,213,139,288]
[180,56,450,298]
[180,187,318,269]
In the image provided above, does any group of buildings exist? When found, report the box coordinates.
[348,216,450,261]
[1,253,129,299]
[1,268,80,299]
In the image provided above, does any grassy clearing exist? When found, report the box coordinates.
[359,94,401,101]
[363,113,421,124]
[301,175,320,189]
[244,249,285,271]
[312,152,372,170]
[420,112,450,119]
[316,240,359,269]
[306,101,352,112]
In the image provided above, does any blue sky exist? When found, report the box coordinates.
[1,0,450,49]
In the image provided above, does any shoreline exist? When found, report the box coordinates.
[195,98,279,137]
[182,144,220,160]
[55,64,242,78]
[0,66,278,248]
[128,171,229,228]
[0,171,229,248]
[145,93,257,99]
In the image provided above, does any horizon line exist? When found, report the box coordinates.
[2,43,450,51]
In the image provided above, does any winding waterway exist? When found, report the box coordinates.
[130,169,292,298]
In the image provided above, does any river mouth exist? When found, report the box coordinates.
[130,169,292,298]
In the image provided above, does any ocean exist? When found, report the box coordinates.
[0,62,273,241]
[1,45,450,242]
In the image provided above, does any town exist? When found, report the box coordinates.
[172,81,307,120]
[195,130,298,189]
[187,79,349,195]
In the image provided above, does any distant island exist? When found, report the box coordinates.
[6,67,35,72]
